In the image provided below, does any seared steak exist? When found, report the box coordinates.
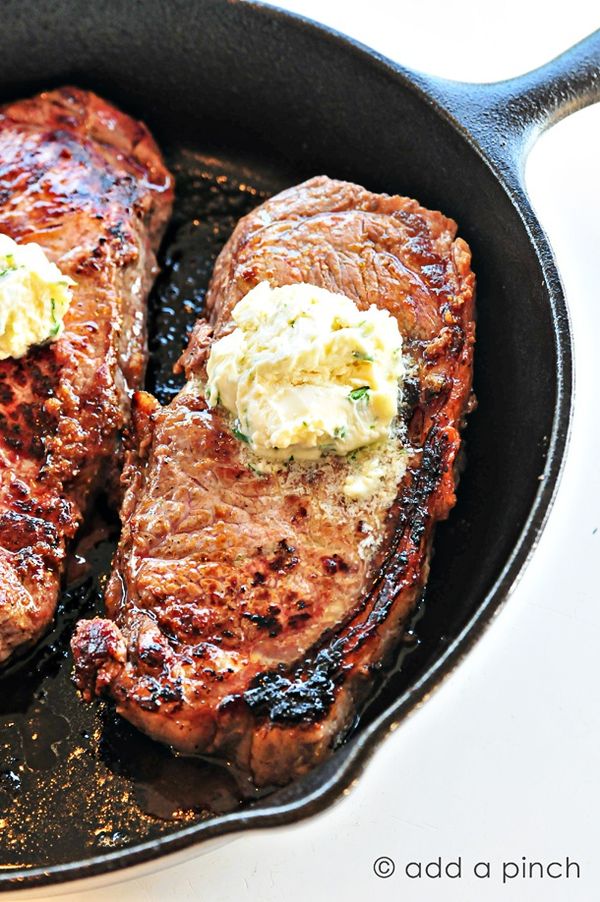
[0,88,173,662]
[72,176,475,785]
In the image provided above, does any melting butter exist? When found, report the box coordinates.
[206,281,404,477]
[0,234,75,360]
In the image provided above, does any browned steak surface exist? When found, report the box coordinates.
[0,87,173,662]
[72,176,475,785]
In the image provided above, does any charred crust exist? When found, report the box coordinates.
[268,538,299,573]
[402,374,420,414]
[129,675,184,711]
[288,611,311,629]
[0,509,60,556]
[240,644,344,723]
[137,640,169,669]
[242,609,282,637]
[71,619,125,700]
[322,554,349,574]
[290,504,308,524]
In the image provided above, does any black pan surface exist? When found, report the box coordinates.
[0,0,597,891]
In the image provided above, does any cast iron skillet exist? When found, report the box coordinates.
[0,0,598,892]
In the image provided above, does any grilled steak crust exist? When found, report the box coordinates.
[0,88,173,662]
[72,176,475,785]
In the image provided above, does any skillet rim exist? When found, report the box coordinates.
[1,0,574,891]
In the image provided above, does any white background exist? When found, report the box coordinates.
[34,2,600,900]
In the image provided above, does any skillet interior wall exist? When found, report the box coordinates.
[0,0,557,696]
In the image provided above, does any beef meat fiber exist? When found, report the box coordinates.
[72,176,475,785]
[0,87,173,662]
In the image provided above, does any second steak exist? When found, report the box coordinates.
[0,88,173,662]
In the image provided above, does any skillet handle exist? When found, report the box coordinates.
[417,29,600,181]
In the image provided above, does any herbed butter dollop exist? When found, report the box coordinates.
[0,233,75,360]
[205,281,404,461]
